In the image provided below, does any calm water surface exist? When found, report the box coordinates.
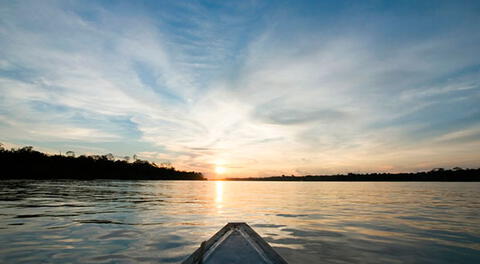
[0,180,479,263]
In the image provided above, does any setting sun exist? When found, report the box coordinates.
[215,166,226,174]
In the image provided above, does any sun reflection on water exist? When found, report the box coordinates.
[1,181,479,264]
[215,181,223,207]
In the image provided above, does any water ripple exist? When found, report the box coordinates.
[0,180,479,264]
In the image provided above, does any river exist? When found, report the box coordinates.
[0,180,479,263]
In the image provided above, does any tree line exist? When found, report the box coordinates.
[227,167,480,181]
[0,144,205,181]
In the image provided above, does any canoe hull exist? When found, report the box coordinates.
[182,222,288,264]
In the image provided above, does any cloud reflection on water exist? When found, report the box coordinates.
[0,180,479,263]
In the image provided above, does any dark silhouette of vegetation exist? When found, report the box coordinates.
[0,144,205,180]
[227,168,480,181]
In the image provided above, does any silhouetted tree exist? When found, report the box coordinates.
[105,153,114,161]
[20,146,33,152]
[0,144,205,181]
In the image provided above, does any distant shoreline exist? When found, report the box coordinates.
[2,144,479,182]
[224,168,480,182]
[0,145,205,181]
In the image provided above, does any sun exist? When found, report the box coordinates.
[215,166,226,174]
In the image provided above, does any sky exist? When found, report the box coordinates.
[0,0,479,178]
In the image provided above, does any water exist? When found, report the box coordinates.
[0,180,479,263]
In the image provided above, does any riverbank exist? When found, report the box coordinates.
[0,145,205,181]
[225,168,480,181]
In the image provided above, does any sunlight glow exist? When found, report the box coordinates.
[2,1,478,176]
[215,166,226,174]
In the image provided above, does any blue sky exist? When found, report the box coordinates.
[1,0,479,177]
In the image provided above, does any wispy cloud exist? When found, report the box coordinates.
[1,0,479,177]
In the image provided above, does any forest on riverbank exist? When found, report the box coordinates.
[0,144,205,180]
[226,168,480,181]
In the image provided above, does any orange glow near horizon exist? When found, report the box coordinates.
[215,166,226,174]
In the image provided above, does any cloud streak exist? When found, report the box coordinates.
[1,0,479,177]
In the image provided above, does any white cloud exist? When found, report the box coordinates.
[1,1,479,177]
